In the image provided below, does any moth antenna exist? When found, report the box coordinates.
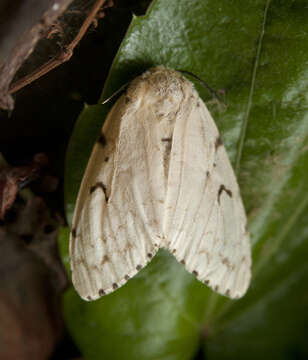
[179,70,225,105]
[102,82,130,105]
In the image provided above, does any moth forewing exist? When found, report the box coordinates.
[69,66,251,301]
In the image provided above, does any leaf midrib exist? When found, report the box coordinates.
[234,0,272,175]
[204,0,272,326]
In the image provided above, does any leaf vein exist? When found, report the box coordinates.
[235,0,272,175]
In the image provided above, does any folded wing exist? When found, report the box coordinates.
[163,92,251,299]
[70,96,166,301]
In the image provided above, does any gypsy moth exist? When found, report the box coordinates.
[69,67,251,301]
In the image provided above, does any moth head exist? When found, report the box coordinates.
[127,66,193,119]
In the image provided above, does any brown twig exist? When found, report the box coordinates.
[9,0,107,95]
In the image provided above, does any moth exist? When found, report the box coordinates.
[69,66,251,301]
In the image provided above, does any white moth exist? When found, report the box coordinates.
[69,66,251,301]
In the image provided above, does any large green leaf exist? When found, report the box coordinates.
[62,0,308,359]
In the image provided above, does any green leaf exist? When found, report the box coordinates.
[62,0,308,359]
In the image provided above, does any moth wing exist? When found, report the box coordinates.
[163,93,251,299]
[70,96,165,301]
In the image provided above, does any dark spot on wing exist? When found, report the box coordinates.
[161,137,172,143]
[206,171,210,177]
[217,184,233,204]
[97,133,107,146]
[162,137,173,167]
[204,280,210,285]
[193,270,198,276]
[136,264,142,271]
[215,136,223,150]
[99,289,106,296]
[124,274,130,281]
[180,259,185,265]
[213,163,217,167]
[101,255,109,264]
[214,285,219,292]
[226,289,231,297]
[222,257,231,267]
[172,249,176,254]
[71,228,77,238]
[125,96,131,104]
[112,283,118,290]
[87,296,92,300]
[90,181,109,202]
[104,157,109,162]
[147,253,153,259]
[75,258,83,266]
